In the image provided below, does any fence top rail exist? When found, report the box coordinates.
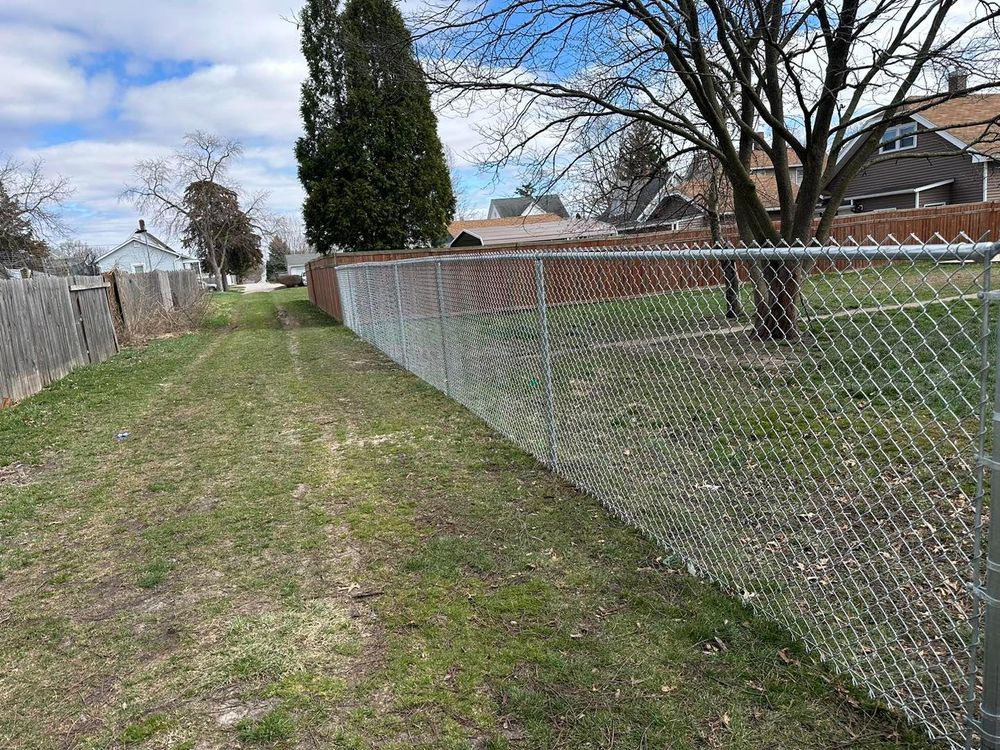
[333,241,1000,272]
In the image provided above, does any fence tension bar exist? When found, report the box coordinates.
[534,257,559,471]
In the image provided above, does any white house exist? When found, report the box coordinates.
[96,221,200,275]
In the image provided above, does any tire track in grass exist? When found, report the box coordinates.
[0,293,372,750]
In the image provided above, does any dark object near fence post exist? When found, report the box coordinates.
[534,257,558,470]
[435,260,450,395]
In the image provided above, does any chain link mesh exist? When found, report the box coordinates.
[335,237,1000,748]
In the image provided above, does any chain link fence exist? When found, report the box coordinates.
[335,238,1000,748]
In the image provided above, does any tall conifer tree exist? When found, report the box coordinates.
[296,0,455,252]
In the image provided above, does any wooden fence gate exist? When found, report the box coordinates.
[69,277,119,364]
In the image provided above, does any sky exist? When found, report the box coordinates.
[0,0,508,248]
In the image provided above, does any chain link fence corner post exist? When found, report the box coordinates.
[534,256,559,470]
[435,259,451,396]
[363,265,376,343]
[979,242,1000,750]
[393,264,407,368]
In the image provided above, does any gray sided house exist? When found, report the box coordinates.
[285,252,321,279]
[96,222,199,275]
[598,175,706,233]
[827,84,1000,213]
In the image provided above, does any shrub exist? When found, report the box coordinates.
[276,275,303,288]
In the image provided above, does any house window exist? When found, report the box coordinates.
[131,263,146,274]
[880,123,918,153]
[923,201,947,207]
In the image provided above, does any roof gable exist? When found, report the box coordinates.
[96,231,194,264]
[487,193,569,219]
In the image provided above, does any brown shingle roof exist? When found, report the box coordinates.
[914,94,1000,156]
[749,148,802,171]
[674,171,799,213]
[446,213,562,239]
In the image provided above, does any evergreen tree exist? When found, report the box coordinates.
[296,0,455,252]
[181,181,262,287]
[266,236,291,280]
[0,184,48,257]
[614,122,663,183]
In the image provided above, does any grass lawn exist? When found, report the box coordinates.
[0,288,935,749]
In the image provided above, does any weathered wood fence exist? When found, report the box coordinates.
[0,275,119,405]
[104,269,204,341]
[0,270,205,407]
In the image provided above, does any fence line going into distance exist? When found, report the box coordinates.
[335,238,1000,748]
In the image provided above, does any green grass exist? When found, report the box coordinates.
[0,288,935,749]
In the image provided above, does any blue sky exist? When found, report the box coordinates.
[0,1,506,247]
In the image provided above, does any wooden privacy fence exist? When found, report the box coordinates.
[104,269,204,341]
[308,201,1000,321]
[0,275,118,405]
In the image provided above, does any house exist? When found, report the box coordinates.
[285,252,321,279]
[446,213,563,243]
[96,221,199,274]
[448,217,616,247]
[487,194,570,220]
[597,174,706,233]
[599,149,799,234]
[826,74,1000,212]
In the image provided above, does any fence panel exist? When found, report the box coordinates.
[0,275,117,405]
[334,239,1000,749]
[69,277,119,364]
[105,270,204,342]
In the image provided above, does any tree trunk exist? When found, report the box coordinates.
[722,261,742,320]
[207,252,225,292]
[754,260,802,341]
[707,171,742,320]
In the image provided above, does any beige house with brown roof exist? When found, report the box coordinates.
[827,80,1000,212]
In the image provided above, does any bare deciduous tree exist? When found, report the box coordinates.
[0,156,72,255]
[122,131,272,291]
[415,0,1000,338]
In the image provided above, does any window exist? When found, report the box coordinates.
[131,263,146,274]
[880,122,917,153]
[923,201,947,208]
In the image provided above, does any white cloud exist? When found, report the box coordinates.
[0,24,114,125]
[0,0,302,65]
[0,0,512,244]
[121,58,306,141]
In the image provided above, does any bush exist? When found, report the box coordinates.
[276,274,303,288]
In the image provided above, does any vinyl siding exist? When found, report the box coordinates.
[985,162,1000,201]
[96,240,194,274]
[916,184,951,207]
[830,125,983,211]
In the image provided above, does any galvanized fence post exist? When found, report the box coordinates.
[979,274,1000,749]
[534,257,559,470]
[435,260,451,395]
[393,264,407,368]
[364,265,376,343]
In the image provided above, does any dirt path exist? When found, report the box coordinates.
[0,290,933,749]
